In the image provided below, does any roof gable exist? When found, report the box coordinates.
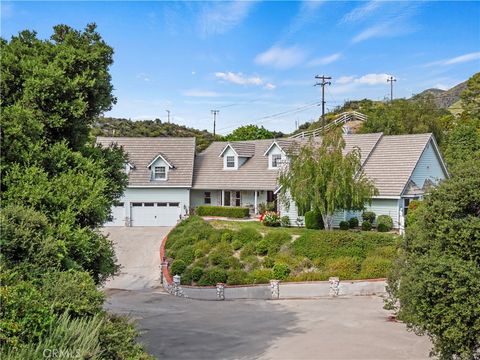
[219,142,255,158]
[147,153,174,168]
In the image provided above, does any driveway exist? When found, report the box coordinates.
[101,227,171,290]
[105,290,431,360]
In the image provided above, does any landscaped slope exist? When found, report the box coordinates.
[164,216,398,286]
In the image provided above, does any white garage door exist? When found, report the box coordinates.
[131,202,181,227]
[105,203,125,226]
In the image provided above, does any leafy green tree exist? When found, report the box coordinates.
[460,72,480,121]
[225,124,279,141]
[278,129,378,230]
[386,159,480,359]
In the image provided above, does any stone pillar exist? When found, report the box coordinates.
[173,275,181,297]
[270,280,280,299]
[329,277,340,297]
[216,283,225,300]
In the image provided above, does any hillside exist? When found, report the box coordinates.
[92,117,218,152]
[412,80,467,109]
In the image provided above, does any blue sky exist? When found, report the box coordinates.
[2,1,480,134]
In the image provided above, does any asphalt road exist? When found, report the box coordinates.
[105,290,431,360]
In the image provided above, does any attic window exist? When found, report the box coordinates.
[154,166,166,180]
[271,154,282,168]
[226,156,235,168]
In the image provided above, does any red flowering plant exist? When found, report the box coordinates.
[261,211,281,227]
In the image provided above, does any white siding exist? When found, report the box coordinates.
[363,199,401,228]
[410,140,447,188]
[279,193,301,226]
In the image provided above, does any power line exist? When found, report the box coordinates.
[314,75,332,132]
[387,76,396,101]
[211,110,219,137]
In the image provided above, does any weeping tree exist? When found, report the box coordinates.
[278,129,377,230]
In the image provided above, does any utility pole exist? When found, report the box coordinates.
[314,75,332,132]
[165,109,171,123]
[211,110,219,137]
[387,76,396,101]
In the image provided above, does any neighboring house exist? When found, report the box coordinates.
[98,132,448,230]
[97,137,195,226]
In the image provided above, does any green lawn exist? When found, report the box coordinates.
[165,216,399,286]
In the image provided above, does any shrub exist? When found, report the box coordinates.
[169,260,186,276]
[377,215,393,232]
[280,216,290,227]
[348,217,359,228]
[98,314,153,360]
[272,263,291,280]
[198,268,227,285]
[220,230,234,242]
[194,248,205,259]
[41,271,104,317]
[246,269,273,284]
[362,211,376,224]
[362,221,372,231]
[262,211,280,227]
[242,255,260,271]
[196,206,249,218]
[231,240,243,251]
[339,221,349,230]
[264,231,291,255]
[259,202,275,213]
[181,268,193,285]
[191,267,204,282]
[233,227,262,245]
[226,270,248,285]
[176,246,195,264]
[304,210,324,229]
[262,256,275,268]
[239,242,256,259]
[360,256,391,278]
[368,245,397,260]
[256,240,269,255]
[324,257,360,279]
[377,223,390,232]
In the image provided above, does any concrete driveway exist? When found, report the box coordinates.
[105,290,431,360]
[101,227,171,290]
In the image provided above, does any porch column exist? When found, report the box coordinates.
[254,190,258,215]
[221,190,224,206]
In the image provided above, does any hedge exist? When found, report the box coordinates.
[377,215,393,232]
[196,206,249,218]
[305,210,324,229]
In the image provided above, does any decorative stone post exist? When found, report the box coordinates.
[270,280,280,299]
[329,277,340,297]
[173,274,181,297]
[216,283,225,300]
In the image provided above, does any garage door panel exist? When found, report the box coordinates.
[131,202,180,226]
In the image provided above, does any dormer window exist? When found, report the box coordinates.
[226,156,235,168]
[154,166,166,180]
[271,154,282,168]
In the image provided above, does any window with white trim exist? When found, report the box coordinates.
[226,156,235,168]
[204,192,211,204]
[271,154,282,168]
[154,166,166,180]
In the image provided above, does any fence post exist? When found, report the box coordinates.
[270,280,280,299]
[173,275,181,297]
[329,277,340,297]
[216,283,225,300]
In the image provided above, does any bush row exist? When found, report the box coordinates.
[196,205,249,218]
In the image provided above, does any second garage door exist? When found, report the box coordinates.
[131,202,181,226]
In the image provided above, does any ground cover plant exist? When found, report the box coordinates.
[165,216,398,285]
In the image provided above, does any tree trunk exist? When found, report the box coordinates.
[322,214,334,230]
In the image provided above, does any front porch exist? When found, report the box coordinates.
[190,189,277,215]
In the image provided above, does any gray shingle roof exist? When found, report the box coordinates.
[362,133,432,196]
[192,133,386,191]
[96,137,196,187]
[226,142,256,157]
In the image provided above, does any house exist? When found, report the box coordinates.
[97,137,195,226]
[97,132,448,231]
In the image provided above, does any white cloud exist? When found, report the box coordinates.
[425,52,480,67]
[335,73,393,86]
[342,1,381,23]
[264,83,276,90]
[336,76,355,84]
[255,45,307,69]
[136,73,151,82]
[434,84,449,91]
[199,1,256,37]
[308,52,342,67]
[284,1,325,38]
[215,72,263,86]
